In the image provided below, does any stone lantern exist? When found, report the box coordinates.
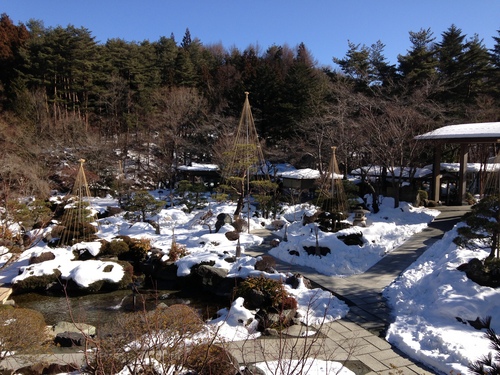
[353,207,370,227]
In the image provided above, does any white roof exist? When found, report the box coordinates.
[432,162,500,173]
[350,163,500,178]
[415,122,500,140]
[281,168,343,180]
[177,163,219,172]
[350,165,432,178]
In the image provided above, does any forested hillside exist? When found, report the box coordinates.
[0,14,499,200]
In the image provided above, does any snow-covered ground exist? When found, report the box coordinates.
[0,193,495,374]
[383,219,500,375]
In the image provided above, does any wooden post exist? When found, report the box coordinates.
[431,143,442,202]
[458,143,469,205]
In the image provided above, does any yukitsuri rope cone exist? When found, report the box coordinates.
[221,92,269,231]
[315,146,349,233]
[59,159,99,246]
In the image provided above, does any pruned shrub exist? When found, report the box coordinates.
[281,295,299,310]
[100,239,130,258]
[13,269,62,293]
[86,279,105,293]
[225,230,240,241]
[415,189,428,206]
[0,225,14,240]
[234,276,296,312]
[29,251,55,264]
[111,237,151,264]
[87,304,205,374]
[337,231,364,246]
[424,199,440,207]
[254,255,276,272]
[186,343,239,375]
[465,192,477,205]
[0,307,48,361]
[161,304,204,334]
[63,261,133,293]
[127,238,151,263]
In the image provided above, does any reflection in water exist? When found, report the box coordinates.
[13,290,133,326]
[13,289,229,327]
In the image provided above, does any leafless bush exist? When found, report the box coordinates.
[168,241,189,262]
[83,303,235,374]
[229,288,358,375]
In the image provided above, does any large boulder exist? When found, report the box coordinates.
[256,308,297,331]
[50,321,96,336]
[13,362,80,375]
[140,259,180,289]
[54,331,86,347]
[188,264,237,297]
[285,273,312,289]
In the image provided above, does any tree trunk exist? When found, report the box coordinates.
[489,231,499,259]
[392,178,401,208]
[234,193,244,218]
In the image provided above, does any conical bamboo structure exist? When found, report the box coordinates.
[59,159,98,245]
[222,92,266,180]
[220,92,269,227]
[317,147,348,213]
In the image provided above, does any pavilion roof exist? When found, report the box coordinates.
[415,122,500,143]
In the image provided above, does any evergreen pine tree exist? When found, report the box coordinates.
[397,28,438,87]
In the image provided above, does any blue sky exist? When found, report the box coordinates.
[2,1,499,69]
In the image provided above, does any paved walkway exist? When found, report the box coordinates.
[244,204,470,375]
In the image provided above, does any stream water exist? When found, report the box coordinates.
[13,288,230,327]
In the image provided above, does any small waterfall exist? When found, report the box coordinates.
[109,295,128,310]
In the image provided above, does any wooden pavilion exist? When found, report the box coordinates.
[415,122,500,205]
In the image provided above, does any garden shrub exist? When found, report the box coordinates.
[416,189,428,206]
[57,222,98,246]
[254,255,276,272]
[126,238,151,263]
[87,303,205,374]
[159,304,204,334]
[101,239,130,257]
[168,242,188,262]
[0,307,48,360]
[225,230,240,241]
[186,343,239,375]
[0,225,14,240]
[468,317,500,375]
[29,251,55,264]
[234,276,296,311]
[13,269,62,293]
[115,261,134,289]
[465,192,477,205]
[50,225,64,238]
